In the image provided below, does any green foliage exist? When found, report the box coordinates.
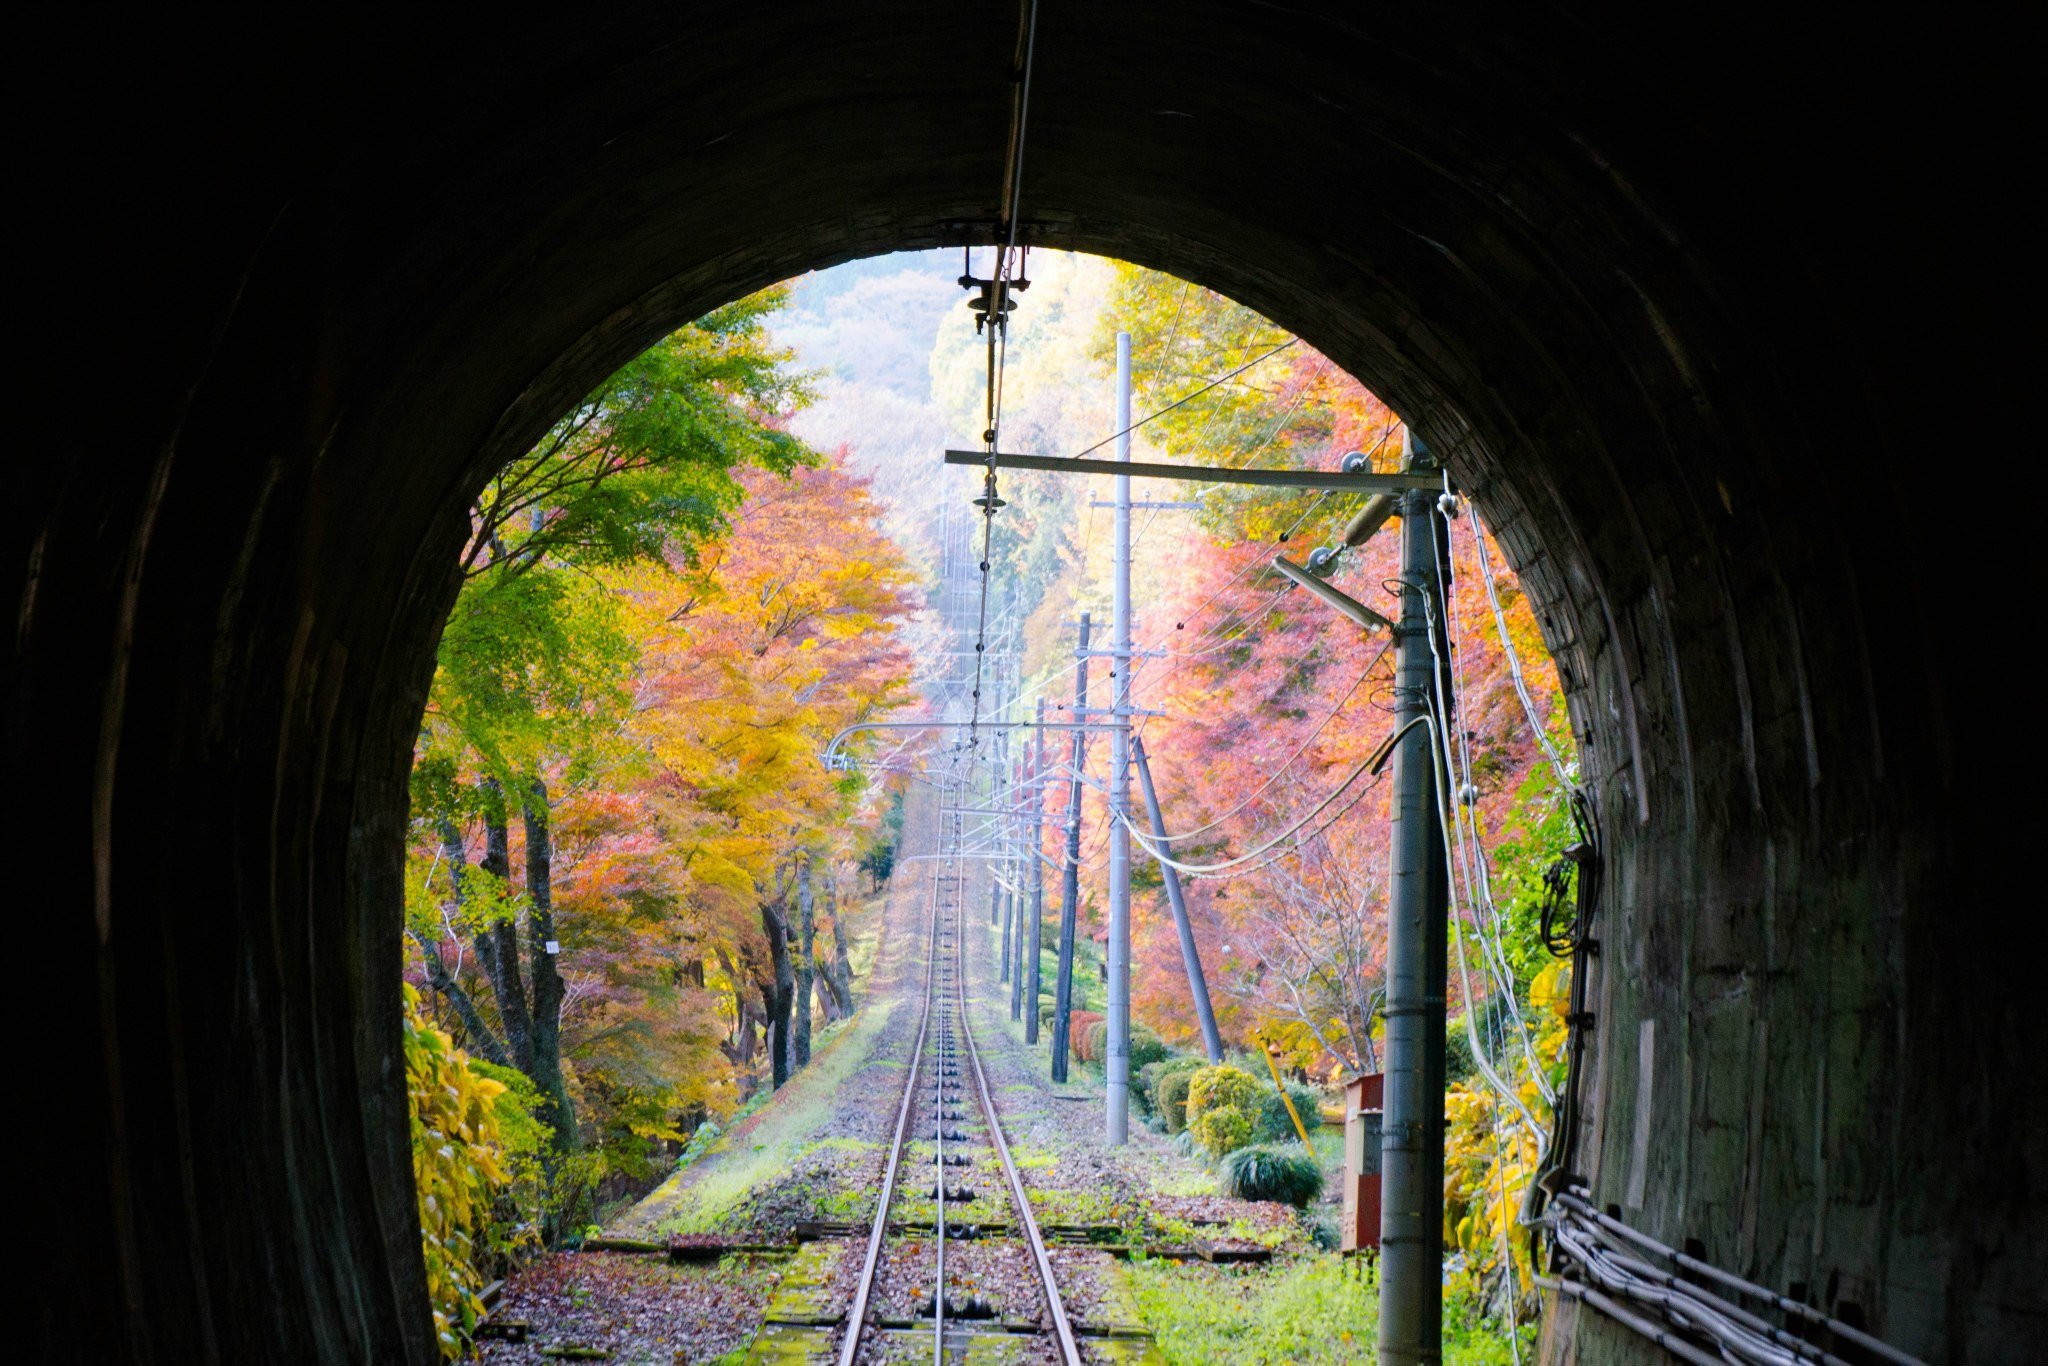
[421,563,636,796]
[675,1120,722,1170]
[1185,1064,1261,1125]
[471,287,814,581]
[1157,1069,1196,1134]
[1252,1081,1324,1143]
[1192,1104,1253,1159]
[1133,1053,1192,1118]
[1078,1019,1162,1069]
[1128,1023,1170,1069]
[1218,1143,1324,1207]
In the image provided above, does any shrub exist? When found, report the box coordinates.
[1136,1055,1196,1117]
[1253,1081,1325,1142]
[1068,1011,1104,1061]
[403,986,524,1360]
[1185,1064,1260,1125]
[1078,1020,1169,1075]
[1193,1104,1253,1158]
[1158,1070,1195,1134]
[1218,1142,1324,1207]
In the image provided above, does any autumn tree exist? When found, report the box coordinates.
[408,288,813,1173]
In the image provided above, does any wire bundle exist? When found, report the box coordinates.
[1537,1190,1924,1366]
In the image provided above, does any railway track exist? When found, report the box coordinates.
[832,858,1084,1365]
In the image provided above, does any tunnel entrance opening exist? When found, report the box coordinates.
[400,243,1594,1359]
[18,9,2034,1364]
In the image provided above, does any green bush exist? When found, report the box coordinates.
[1193,1103,1253,1158]
[1136,1054,1196,1117]
[1253,1081,1325,1142]
[1158,1070,1195,1133]
[1186,1064,1261,1126]
[1084,1021,1108,1065]
[1218,1142,1324,1207]
[1128,1024,1169,1069]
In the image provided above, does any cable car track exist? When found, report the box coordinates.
[835,860,1082,1366]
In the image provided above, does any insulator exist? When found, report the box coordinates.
[1340,450,1372,473]
[1438,492,1461,518]
[1460,783,1479,806]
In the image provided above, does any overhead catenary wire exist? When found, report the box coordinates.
[964,0,1040,755]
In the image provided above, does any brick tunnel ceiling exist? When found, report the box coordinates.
[16,6,2037,1362]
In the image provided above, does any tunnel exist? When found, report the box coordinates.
[12,5,2039,1361]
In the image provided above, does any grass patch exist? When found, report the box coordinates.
[652,1000,900,1235]
[1125,1254,1531,1364]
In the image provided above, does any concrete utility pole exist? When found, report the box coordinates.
[1131,734,1223,1063]
[1106,330,1134,1144]
[1050,613,1090,1082]
[1023,697,1047,1040]
[1378,435,1450,1365]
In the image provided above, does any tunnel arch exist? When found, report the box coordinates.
[16,6,2036,1362]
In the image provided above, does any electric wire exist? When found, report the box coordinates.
[1137,640,1389,841]
[1470,505,1575,788]
[1068,338,1298,460]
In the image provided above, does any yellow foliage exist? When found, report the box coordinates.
[404,985,521,1360]
[1442,965,1572,1302]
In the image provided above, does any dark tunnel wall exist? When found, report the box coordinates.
[11,6,2040,1361]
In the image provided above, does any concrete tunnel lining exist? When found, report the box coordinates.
[11,5,2038,1361]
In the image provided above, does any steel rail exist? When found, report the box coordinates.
[952,910,1084,1364]
[836,865,941,1366]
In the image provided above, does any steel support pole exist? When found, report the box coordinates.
[1131,734,1223,1063]
[1106,331,1133,1144]
[1050,613,1089,1082]
[1377,465,1449,1365]
[999,871,1013,982]
[1024,698,1047,1040]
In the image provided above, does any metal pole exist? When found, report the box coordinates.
[1023,698,1046,1039]
[1106,330,1133,1144]
[1378,438,1449,1365]
[1130,734,1223,1063]
[1050,614,1089,1083]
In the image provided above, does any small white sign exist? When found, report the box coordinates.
[545,940,560,955]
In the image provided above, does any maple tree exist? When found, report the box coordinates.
[403,285,915,1250]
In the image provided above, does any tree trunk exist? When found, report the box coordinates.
[474,788,536,1073]
[827,873,856,1013]
[760,898,794,1088]
[412,930,510,1067]
[793,859,816,1067]
[424,819,512,1065]
[523,778,576,1150]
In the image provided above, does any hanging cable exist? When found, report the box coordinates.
[1068,338,1298,460]
[1136,640,1389,841]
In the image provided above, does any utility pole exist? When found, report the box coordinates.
[1022,697,1047,1039]
[1105,330,1134,1145]
[1378,434,1450,1365]
[1050,613,1090,1083]
[1131,734,1223,1063]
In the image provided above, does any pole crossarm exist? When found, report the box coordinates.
[822,718,1122,767]
[945,448,1443,492]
